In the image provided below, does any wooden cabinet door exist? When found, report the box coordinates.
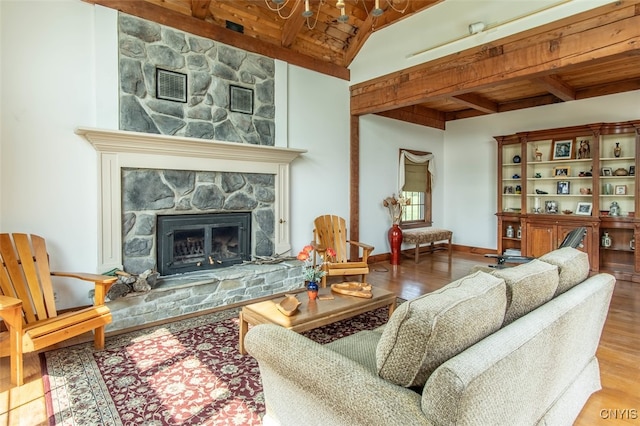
[526,223,556,257]
[557,224,589,254]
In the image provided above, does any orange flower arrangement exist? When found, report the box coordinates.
[297,245,336,283]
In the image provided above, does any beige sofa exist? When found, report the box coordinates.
[245,247,615,426]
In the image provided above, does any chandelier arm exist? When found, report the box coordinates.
[305,0,324,30]
[264,0,302,20]
[385,0,408,14]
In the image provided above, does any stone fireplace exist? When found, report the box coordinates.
[121,166,274,276]
[76,127,306,331]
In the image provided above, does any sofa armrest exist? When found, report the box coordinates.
[245,324,430,426]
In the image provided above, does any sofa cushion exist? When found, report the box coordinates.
[376,271,507,387]
[490,259,559,325]
[539,247,589,296]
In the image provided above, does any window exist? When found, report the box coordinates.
[399,149,432,228]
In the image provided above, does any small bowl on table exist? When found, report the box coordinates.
[562,210,572,215]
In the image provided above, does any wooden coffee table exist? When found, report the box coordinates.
[238,286,396,354]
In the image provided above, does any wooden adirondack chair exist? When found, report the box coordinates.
[0,233,117,386]
[312,215,374,288]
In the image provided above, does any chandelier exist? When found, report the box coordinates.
[267,0,408,28]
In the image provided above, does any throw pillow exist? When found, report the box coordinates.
[376,271,506,388]
[539,247,589,296]
[490,259,559,325]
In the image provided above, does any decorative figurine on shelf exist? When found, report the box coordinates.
[534,172,542,178]
[577,140,591,159]
[534,146,543,162]
[630,236,635,251]
[614,142,622,158]
[601,232,612,248]
[506,225,514,238]
[517,226,522,239]
[609,201,621,216]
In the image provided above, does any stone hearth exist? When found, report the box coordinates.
[106,260,302,332]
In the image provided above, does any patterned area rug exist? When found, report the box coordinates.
[41,302,395,425]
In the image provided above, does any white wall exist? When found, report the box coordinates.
[287,65,351,252]
[359,115,445,254]
[443,90,640,250]
[1,0,102,308]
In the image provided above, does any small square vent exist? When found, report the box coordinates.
[156,68,187,103]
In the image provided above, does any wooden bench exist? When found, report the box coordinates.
[402,228,453,263]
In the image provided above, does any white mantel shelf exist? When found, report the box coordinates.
[75,127,306,272]
[75,127,306,163]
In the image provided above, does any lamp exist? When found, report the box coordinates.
[266,0,408,29]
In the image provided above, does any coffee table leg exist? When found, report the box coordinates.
[388,299,397,318]
[239,312,248,355]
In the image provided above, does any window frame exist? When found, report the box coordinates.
[399,149,433,229]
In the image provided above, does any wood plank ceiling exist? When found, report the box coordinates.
[86,0,640,130]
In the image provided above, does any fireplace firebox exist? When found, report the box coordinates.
[157,213,251,276]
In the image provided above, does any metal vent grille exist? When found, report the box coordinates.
[156,68,187,103]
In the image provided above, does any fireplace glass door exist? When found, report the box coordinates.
[157,213,251,276]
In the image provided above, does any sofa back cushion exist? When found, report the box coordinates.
[376,271,507,388]
[538,247,589,296]
[489,259,559,325]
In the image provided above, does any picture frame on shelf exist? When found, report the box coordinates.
[551,139,574,160]
[557,181,570,194]
[615,185,627,195]
[553,166,571,177]
[575,139,591,159]
[601,167,613,176]
[545,200,558,214]
[576,202,592,215]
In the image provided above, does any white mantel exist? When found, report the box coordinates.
[75,127,306,272]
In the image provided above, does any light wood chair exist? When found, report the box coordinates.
[312,215,374,288]
[0,233,117,386]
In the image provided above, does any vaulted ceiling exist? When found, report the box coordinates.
[86,0,640,130]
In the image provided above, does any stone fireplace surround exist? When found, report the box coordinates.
[76,127,307,331]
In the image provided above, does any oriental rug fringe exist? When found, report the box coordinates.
[41,303,394,425]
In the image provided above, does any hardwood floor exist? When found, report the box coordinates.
[1,251,638,425]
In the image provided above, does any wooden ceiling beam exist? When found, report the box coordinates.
[191,0,211,20]
[83,0,350,80]
[375,105,445,130]
[450,93,498,114]
[575,77,640,100]
[350,2,640,116]
[344,9,375,66]
[281,2,306,48]
[534,74,576,102]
